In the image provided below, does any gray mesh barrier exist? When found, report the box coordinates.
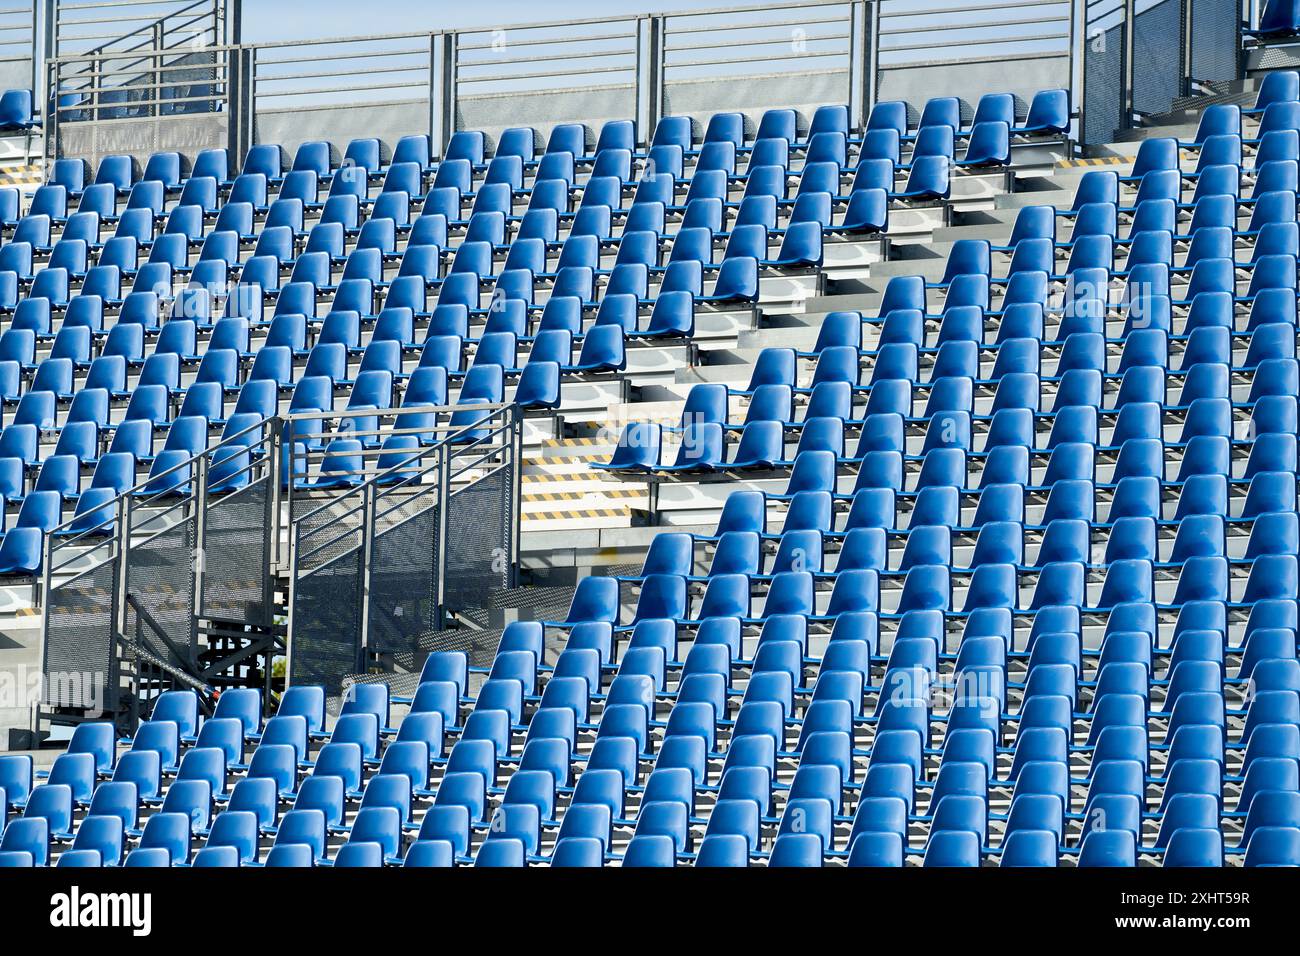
[1132,0,1184,116]
[293,496,365,573]
[124,513,198,671]
[289,545,364,694]
[1189,0,1240,84]
[442,463,513,613]
[367,496,440,654]
[201,476,273,625]
[1083,8,1126,145]
[42,561,118,710]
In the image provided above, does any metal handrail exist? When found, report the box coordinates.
[288,401,514,530]
[41,0,1243,160]
[286,402,520,691]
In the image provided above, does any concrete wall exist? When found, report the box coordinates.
[877,53,1071,116]
[0,58,31,93]
[257,98,428,157]
[665,68,851,130]
[457,83,636,153]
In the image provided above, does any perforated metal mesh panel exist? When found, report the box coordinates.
[367,498,440,654]
[201,477,272,625]
[43,561,117,709]
[160,50,223,116]
[1190,0,1239,84]
[293,494,364,574]
[1132,0,1184,116]
[124,514,197,670]
[290,546,363,694]
[1083,18,1125,145]
[442,463,512,613]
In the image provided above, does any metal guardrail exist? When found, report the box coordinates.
[39,399,522,716]
[286,401,521,694]
[0,0,35,61]
[40,0,1086,158]
[1080,0,1244,145]
[50,0,228,58]
[42,0,231,168]
[38,0,1256,162]
[0,1,37,103]
[39,411,267,716]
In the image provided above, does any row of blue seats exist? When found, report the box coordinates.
[617,518,1291,586]
[3,597,1295,867]
[553,555,1297,619]
[42,89,1071,197]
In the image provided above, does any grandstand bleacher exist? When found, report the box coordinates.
[0,0,1297,874]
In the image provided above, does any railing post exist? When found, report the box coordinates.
[869,0,882,115]
[849,0,873,134]
[153,21,164,118]
[227,45,241,158]
[1122,0,1136,130]
[434,446,451,629]
[36,535,49,615]
[46,0,59,63]
[114,494,132,642]
[243,45,255,152]
[226,0,242,46]
[284,514,300,689]
[268,416,284,570]
[510,406,522,587]
[225,42,255,160]
[1067,0,1079,131]
[434,33,444,154]
[44,0,61,160]
[286,415,299,537]
[637,15,664,148]
[44,57,56,165]
[31,0,42,113]
[358,482,375,666]
[192,451,209,620]
[430,31,456,157]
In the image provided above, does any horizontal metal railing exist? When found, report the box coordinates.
[50,42,232,120]
[42,0,1065,152]
[38,0,1254,159]
[285,402,520,688]
[0,1,35,62]
[52,0,224,57]
[40,398,520,712]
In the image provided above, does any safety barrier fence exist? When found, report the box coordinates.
[35,0,1253,165]
[39,400,521,724]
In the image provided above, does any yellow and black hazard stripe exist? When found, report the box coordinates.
[0,164,43,187]
[524,508,631,522]
[524,457,609,471]
[1058,156,1128,168]
[523,471,596,484]
[522,489,644,504]
[539,436,607,449]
